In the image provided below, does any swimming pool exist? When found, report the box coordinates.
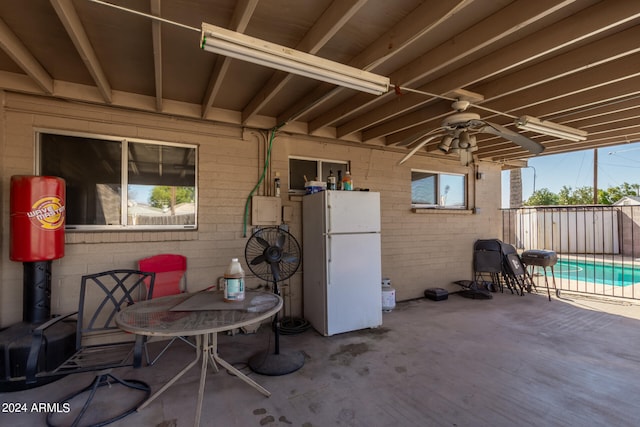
[543,259,640,287]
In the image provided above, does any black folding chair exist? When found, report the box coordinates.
[25,269,155,427]
[500,243,537,296]
[473,239,508,293]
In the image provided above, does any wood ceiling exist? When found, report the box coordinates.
[1,0,639,166]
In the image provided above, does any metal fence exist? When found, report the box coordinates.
[501,205,640,301]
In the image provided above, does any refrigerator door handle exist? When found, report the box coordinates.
[327,234,331,284]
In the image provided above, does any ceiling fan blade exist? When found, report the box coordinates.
[398,135,441,165]
[396,132,426,147]
[250,254,266,265]
[275,232,286,248]
[481,121,545,154]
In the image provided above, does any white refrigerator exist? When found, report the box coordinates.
[302,191,382,336]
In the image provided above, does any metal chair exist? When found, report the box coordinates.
[25,269,155,427]
[500,243,537,296]
[138,254,195,365]
[473,239,508,293]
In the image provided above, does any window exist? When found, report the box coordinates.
[38,131,197,230]
[411,170,466,209]
[289,157,349,193]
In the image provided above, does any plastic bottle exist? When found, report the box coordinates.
[327,169,337,190]
[224,258,245,302]
[337,170,343,190]
[342,170,353,191]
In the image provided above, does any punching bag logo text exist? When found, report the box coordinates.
[28,196,65,230]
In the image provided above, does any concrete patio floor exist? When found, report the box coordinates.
[2,290,640,427]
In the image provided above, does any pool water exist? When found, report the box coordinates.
[543,259,640,287]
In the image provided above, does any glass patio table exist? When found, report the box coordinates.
[116,289,282,427]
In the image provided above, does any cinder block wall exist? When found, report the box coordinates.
[0,92,502,327]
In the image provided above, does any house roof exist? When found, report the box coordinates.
[613,196,640,205]
[1,1,638,166]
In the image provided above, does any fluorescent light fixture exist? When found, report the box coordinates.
[200,23,390,95]
[515,115,588,142]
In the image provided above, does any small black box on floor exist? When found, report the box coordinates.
[424,288,448,301]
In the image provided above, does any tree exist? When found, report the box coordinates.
[523,183,640,206]
[599,182,639,204]
[557,185,594,205]
[523,188,559,206]
[510,168,523,208]
[149,186,194,209]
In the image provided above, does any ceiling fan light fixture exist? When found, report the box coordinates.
[438,135,453,153]
[458,131,471,149]
[200,23,390,95]
[450,138,460,154]
[515,115,587,142]
[467,134,478,152]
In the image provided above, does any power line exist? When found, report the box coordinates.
[608,146,640,155]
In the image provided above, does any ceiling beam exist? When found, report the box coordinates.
[0,18,53,94]
[372,25,640,143]
[201,0,258,118]
[336,0,640,139]
[241,0,368,125]
[481,55,640,120]
[489,129,640,162]
[150,0,162,111]
[316,0,575,136]
[277,0,471,127]
[477,104,640,155]
[50,0,112,103]
[390,52,640,147]
[474,26,640,103]
[306,0,476,133]
[477,93,640,159]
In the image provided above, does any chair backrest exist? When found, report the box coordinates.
[504,253,526,276]
[77,269,155,349]
[473,239,503,273]
[474,250,503,273]
[138,254,187,298]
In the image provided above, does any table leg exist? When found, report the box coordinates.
[137,335,203,411]
[194,334,209,427]
[139,332,271,427]
[206,333,219,373]
[211,332,270,397]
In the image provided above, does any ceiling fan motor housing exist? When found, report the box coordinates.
[441,112,481,129]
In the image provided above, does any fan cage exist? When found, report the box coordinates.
[245,227,301,283]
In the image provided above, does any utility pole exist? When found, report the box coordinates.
[593,148,598,204]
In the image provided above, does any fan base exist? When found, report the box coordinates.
[248,350,305,376]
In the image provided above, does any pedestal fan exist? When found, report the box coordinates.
[245,226,304,375]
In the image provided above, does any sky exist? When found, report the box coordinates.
[501,140,640,208]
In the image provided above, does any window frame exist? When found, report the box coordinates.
[36,129,198,231]
[288,156,349,194]
[411,169,467,209]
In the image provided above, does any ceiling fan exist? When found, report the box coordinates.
[397,89,546,166]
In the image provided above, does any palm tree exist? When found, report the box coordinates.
[510,168,523,208]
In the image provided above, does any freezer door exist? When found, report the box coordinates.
[326,232,382,335]
[302,193,328,334]
[326,191,380,234]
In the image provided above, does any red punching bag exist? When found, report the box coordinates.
[10,176,66,262]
